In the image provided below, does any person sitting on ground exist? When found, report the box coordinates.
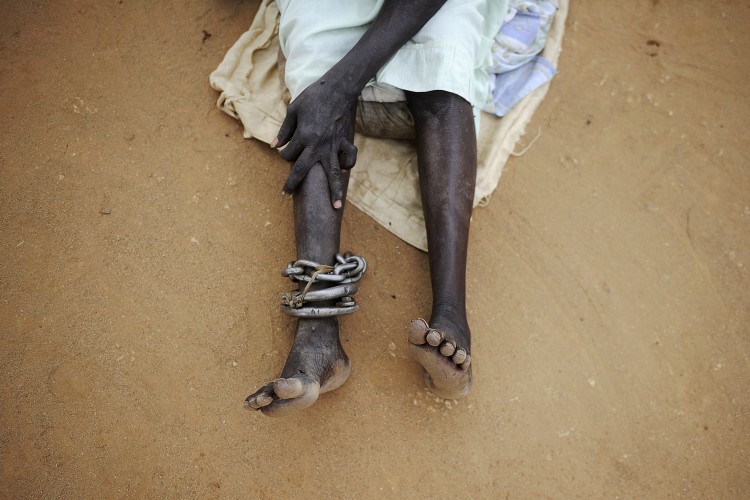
[245,0,506,415]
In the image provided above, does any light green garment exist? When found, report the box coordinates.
[277,0,509,109]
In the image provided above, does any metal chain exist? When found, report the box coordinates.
[282,252,367,284]
[280,253,367,318]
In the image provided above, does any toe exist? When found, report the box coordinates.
[451,348,467,365]
[273,377,305,399]
[244,384,274,409]
[260,380,321,417]
[254,393,273,407]
[439,340,456,357]
[426,329,445,347]
[245,378,322,416]
[459,353,471,371]
[408,319,429,345]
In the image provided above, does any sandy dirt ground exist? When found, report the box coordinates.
[1,0,749,498]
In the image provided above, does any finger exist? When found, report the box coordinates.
[324,153,343,209]
[279,135,305,162]
[282,147,315,195]
[339,139,358,170]
[273,106,297,149]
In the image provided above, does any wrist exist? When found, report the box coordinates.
[322,58,372,101]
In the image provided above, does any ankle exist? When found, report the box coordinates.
[430,301,467,324]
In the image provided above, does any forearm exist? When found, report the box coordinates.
[274,1,448,205]
[323,0,448,98]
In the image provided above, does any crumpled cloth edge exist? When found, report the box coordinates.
[475,0,568,210]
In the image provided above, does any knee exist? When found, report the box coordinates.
[406,90,471,125]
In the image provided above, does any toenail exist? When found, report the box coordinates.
[255,393,273,406]
[426,330,444,346]
[452,349,467,364]
[413,318,428,328]
[439,341,456,357]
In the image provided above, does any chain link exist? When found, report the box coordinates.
[280,252,367,318]
[282,252,367,284]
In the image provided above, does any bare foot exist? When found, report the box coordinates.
[407,316,472,399]
[245,317,350,416]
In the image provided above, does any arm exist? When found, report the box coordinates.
[274,0,449,208]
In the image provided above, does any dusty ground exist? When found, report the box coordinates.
[1,0,748,498]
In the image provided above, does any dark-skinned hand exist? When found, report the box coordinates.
[272,76,359,209]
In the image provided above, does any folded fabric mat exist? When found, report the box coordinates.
[210,0,568,251]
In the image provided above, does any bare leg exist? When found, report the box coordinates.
[245,164,352,416]
[405,90,475,398]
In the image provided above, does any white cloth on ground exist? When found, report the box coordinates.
[485,56,557,117]
[209,0,568,251]
[484,0,559,117]
[489,0,558,73]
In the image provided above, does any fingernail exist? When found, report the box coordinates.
[333,200,342,209]
[270,137,279,148]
